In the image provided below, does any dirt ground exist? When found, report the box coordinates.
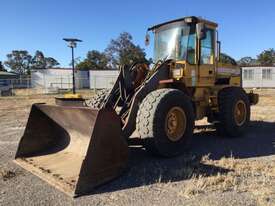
[0,90,274,206]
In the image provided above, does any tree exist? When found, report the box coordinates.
[4,50,32,74]
[31,50,46,69]
[105,32,148,68]
[45,57,59,68]
[219,53,237,65]
[76,50,109,70]
[237,56,258,66]
[0,61,6,71]
[69,57,81,67]
[257,48,275,66]
[31,50,59,69]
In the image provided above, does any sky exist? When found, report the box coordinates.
[0,0,275,67]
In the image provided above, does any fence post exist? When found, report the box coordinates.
[27,77,29,96]
[43,72,46,94]
[28,77,30,89]
[11,79,14,96]
[94,76,96,93]
[261,68,263,91]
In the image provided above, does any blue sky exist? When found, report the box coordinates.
[1,0,274,67]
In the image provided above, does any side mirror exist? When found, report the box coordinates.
[145,33,150,46]
[196,23,206,40]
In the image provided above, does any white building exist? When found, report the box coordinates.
[31,68,90,92]
[242,67,275,88]
[89,70,119,89]
[31,67,275,91]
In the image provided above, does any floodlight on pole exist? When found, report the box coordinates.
[63,38,82,94]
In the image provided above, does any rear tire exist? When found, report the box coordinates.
[136,88,195,157]
[216,87,250,137]
[86,89,110,109]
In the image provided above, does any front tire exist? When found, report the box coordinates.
[136,88,195,157]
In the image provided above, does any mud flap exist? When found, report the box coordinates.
[14,104,128,197]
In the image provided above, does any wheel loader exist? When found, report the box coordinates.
[14,16,259,197]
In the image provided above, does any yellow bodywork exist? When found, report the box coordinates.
[64,93,83,99]
[159,17,247,120]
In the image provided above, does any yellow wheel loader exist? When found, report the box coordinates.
[14,16,259,197]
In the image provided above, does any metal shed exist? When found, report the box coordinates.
[31,68,90,92]
[242,67,275,88]
[0,71,18,96]
[89,70,119,89]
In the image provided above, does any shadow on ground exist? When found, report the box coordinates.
[192,121,275,160]
[89,121,275,195]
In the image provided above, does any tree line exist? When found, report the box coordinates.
[76,32,149,70]
[0,50,59,74]
[237,48,275,66]
[77,45,275,69]
[0,32,149,74]
[1,32,275,74]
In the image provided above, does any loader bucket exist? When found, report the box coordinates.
[14,103,128,197]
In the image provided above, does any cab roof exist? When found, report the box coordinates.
[148,16,218,31]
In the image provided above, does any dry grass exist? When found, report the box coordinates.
[176,154,275,199]
[252,187,275,206]
[175,89,275,201]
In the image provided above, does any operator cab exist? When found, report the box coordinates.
[147,16,220,87]
[147,16,218,64]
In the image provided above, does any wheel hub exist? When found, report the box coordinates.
[234,100,247,126]
[165,107,186,142]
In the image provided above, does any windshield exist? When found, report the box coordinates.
[154,22,196,63]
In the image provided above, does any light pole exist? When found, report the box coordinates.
[63,38,82,94]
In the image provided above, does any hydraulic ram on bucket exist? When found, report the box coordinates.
[14,103,128,197]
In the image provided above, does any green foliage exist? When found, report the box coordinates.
[0,61,6,71]
[45,57,59,68]
[4,50,32,74]
[76,50,109,70]
[31,50,46,69]
[237,48,275,66]
[237,56,258,66]
[4,50,59,74]
[105,32,148,68]
[257,48,275,66]
[77,32,148,70]
[31,50,59,69]
[69,57,81,67]
[219,53,237,65]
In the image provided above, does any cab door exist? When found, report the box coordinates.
[197,28,216,86]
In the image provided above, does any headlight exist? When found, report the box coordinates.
[172,69,182,77]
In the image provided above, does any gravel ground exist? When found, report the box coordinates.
[0,90,274,206]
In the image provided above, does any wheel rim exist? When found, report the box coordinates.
[234,100,247,126]
[165,106,187,142]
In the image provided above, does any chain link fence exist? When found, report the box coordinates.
[0,75,118,96]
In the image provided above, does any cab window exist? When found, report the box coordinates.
[187,33,196,64]
[200,29,214,64]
